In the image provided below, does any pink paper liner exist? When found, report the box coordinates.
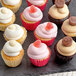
[20,13,41,31]
[34,32,55,46]
[29,48,51,67]
[26,0,48,11]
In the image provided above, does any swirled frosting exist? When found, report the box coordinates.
[4,24,24,40]
[3,0,20,5]
[23,5,43,22]
[62,19,76,37]
[0,7,13,23]
[48,4,69,19]
[35,22,58,39]
[27,40,49,59]
[3,40,22,56]
[57,39,76,56]
[28,0,44,5]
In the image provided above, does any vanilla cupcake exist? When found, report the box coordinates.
[4,24,27,44]
[54,36,76,63]
[1,0,22,13]
[48,0,70,28]
[1,40,24,67]
[0,7,15,31]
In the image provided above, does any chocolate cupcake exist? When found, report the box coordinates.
[62,16,76,41]
[48,0,70,28]
[52,0,71,6]
[54,36,76,63]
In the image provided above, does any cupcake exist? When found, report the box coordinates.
[0,7,15,31]
[1,0,22,13]
[20,5,43,31]
[27,40,51,67]
[62,16,76,41]
[1,40,24,67]
[54,36,76,62]
[48,0,70,28]
[52,0,71,6]
[34,22,58,46]
[3,24,27,44]
[26,0,48,11]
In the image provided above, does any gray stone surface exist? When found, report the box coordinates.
[0,0,76,76]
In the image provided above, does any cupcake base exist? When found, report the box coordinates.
[34,32,55,46]
[20,13,41,31]
[29,48,51,67]
[52,0,71,6]
[54,43,75,63]
[0,14,15,31]
[1,49,24,67]
[26,0,48,11]
[1,0,22,13]
[48,14,70,28]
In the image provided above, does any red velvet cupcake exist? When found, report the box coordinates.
[34,22,58,46]
[26,0,48,11]
[20,5,43,31]
[27,40,51,67]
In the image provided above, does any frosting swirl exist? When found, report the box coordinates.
[57,39,76,56]
[28,0,44,5]
[35,22,58,39]
[4,24,24,40]
[23,5,43,22]
[3,0,20,5]
[48,4,69,19]
[27,40,49,59]
[3,40,22,56]
[0,7,13,23]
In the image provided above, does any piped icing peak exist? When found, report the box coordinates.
[1,8,8,14]
[33,40,41,48]
[55,0,65,8]
[8,25,16,30]
[9,40,17,46]
[69,16,76,26]
[29,5,37,13]
[45,22,53,31]
[62,36,72,47]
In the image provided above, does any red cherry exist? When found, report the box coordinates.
[29,5,37,13]
[33,40,41,48]
[45,22,53,31]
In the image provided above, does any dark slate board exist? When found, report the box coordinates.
[0,0,76,76]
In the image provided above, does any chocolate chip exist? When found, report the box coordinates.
[69,16,76,26]
[55,0,65,8]
[62,36,72,47]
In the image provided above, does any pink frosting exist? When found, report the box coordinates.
[23,6,43,22]
[28,0,44,5]
[35,22,58,39]
[27,42,49,59]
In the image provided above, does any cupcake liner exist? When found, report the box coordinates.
[29,49,51,67]
[20,13,41,31]
[48,13,70,28]
[34,32,55,46]
[26,0,48,11]
[54,43,75,63]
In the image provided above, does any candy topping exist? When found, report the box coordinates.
[29,5,37,13]
[9,40,17,46]
[33,40,41,48]
[55,0,65,8]
[69,16,76,26]
[62,36,72,47]
[45,22,53,31]
[1,8,8,14]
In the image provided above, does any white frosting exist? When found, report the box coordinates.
[0,7,13,23]
[27,43,49,59]
[3,40,22,56]
[3,0,20,5]
[23,6,43,22]
[4,24,24,40]
[35,22,58,38]
[28,0,44,5]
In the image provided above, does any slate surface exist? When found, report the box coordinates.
[0,0,76,76]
